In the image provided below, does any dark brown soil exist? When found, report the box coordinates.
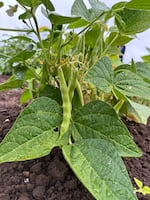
[0,75,150,200]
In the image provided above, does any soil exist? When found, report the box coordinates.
[0,75,150,200]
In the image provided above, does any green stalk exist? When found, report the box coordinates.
[0,28,33,33]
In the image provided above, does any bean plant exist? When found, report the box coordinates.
[0,0,150,199]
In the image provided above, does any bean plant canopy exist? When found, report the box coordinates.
[0,0,150,199]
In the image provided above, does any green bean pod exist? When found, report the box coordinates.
[68,68,78,102]
[58,67,72,137]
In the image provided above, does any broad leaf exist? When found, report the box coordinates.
[41,0,55,11]
[85,57,113,93]
[16,0,40,7]
[89,0,109,15]
[0,79,23,91]
[126,0,150,10]
[106,32,133,46]
[71,0,90,21]
[71,100,141,157]
[39,85,62,104]
[136,62,150,83]
[85,57,150,100]
[114,72,150,100]
[127,99,150,124]
[63,139,138,200]
[49,13,80,25]
[0,97,62,163]
[7,49,36,63]
[68,18,88,29]
[115,8,150,34]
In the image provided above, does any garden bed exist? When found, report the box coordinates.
[0,75,150,200]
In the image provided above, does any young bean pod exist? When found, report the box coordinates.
[68,68,78,102]
[58,67,72,137]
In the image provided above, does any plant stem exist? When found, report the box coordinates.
[0,28,33,33]
[61,11,107,48]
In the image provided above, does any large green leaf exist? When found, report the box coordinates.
[126,0,150,10]
[71,0,90,21]
[136,62,150,83]
[85,57,150,100]
[114,72,150,100]
[0,97,62,163]
[115,8,150,34]
[88,0,109,14]
[63,139,138,200]
[71,100,141,157]
[85,57,114,93]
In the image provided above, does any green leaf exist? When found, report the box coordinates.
[142,186,150,195]
[0,97,62,163]
[19,10,33,20]
[142,54,150,62]
[0,2,4,8]
[16,0,41,7]
[136,62,150,83]
[63,139,138,200]
[85,57,114,93]
[114,72,150,100]
[71,0,90,21]
[89,0,109,14]
[41,0,55,11]
[8,35,35,43]
[115,8,150,34]
[71,100,141,157]
[126,0,150,10]
[49,13,80,25]
[20,89,33,104]
[85,57,150,100]
[7,49,36,63]
[39,85,62,105]
[127,99,150,124]
[134,178,143,189]
[68,18,88,29]
[106,32,133,46]
[0,79,23,91]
